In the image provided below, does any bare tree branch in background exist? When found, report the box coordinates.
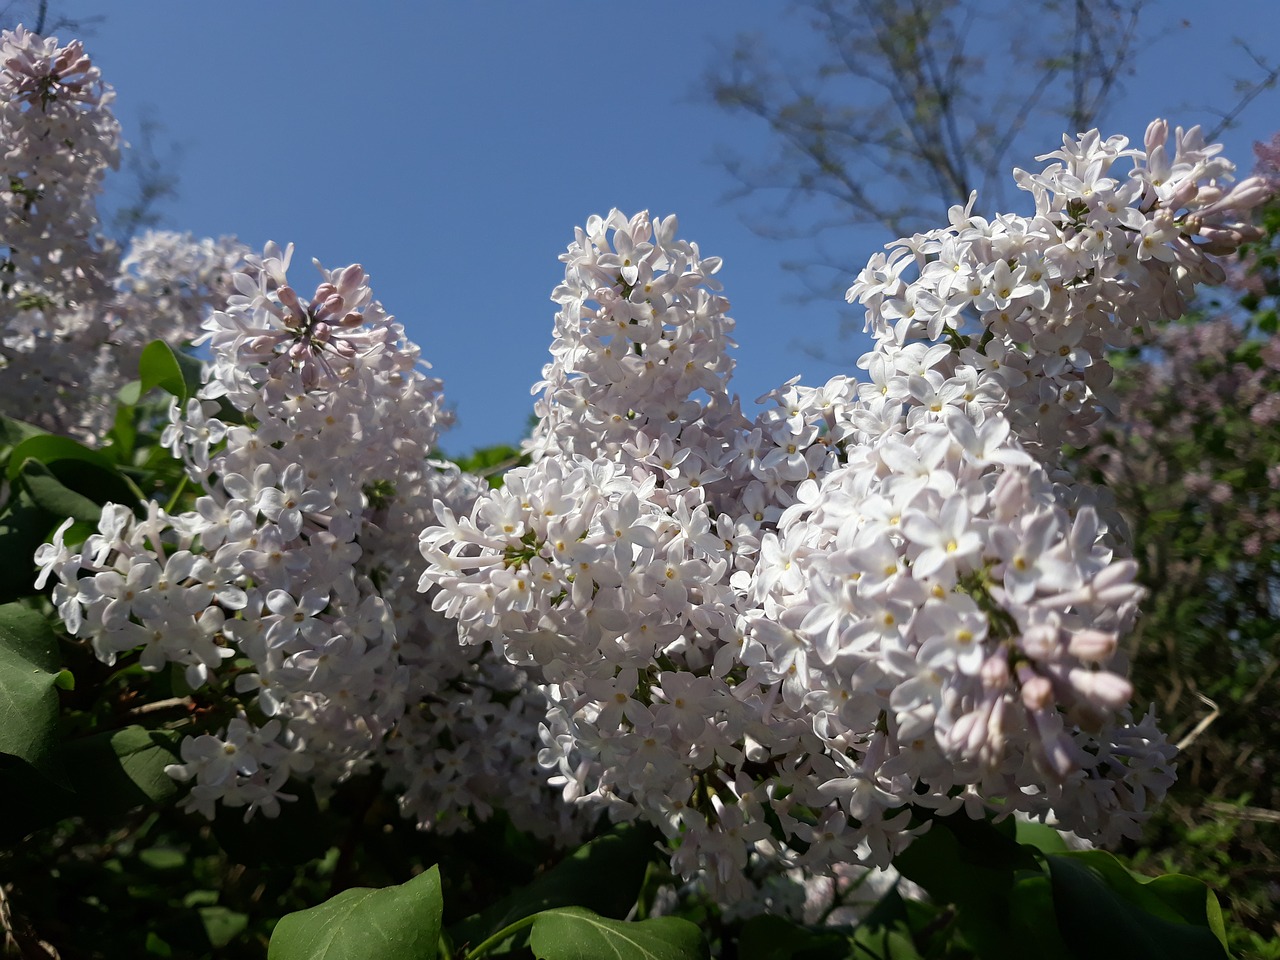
[0,0,101,36]
[109,106,182,243]
[1206,40,1280,142]
[708,0,1149,245]
[707,0,1279,333]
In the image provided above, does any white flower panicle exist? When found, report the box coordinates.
[0,26,120,434]
[420,124,1266,898]
[113,229,250,364]
[0,26,119,299]
[528,209,746,464]
[847,121,1268,461]
[39,245,574,837]
[0,29,249,437]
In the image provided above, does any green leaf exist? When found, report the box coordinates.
[449,823,660,953]
[0,724,183,841]
[1047,851,1231,960]
[0,414,47,455]
[848,920,924,960]
[0,603,64,783]
[736,915,852,960]
[63,725,183,810]
[118,379,143,407]
[529,908,707,960]
[268,865,442,960]
[1014,819,1069,855]
[893,814,1040,960]
[0,490,61,601]
[200,906,249,949]
[139,847,186,870]
[1005,874,1071,960]
[7,434,117,483]
[138,339,189,404]
[19,459,104,523]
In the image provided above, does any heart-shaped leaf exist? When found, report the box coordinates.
[0,603,64,783]
[530,908,706,960]
[268,865,442,960]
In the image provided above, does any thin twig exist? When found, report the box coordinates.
[126,695,193,717]
[1175,692,1220,750]
[1203,802,1280,825]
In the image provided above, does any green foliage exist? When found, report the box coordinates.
[0,601,65,781]
[268,866,443,960]
[449,442,529,488]
[449,823,661,954]
[1047,853,1229,960]
[528,908,707,960]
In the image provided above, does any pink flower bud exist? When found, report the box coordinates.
[1166,178,1199,210]
[1019,622,1059,660]
[315,293,345,320]
[1068,668,1131,711]
[1021,675,1054,711]
[1211,176,1274,214]
[336,263,365,296]
[1145,119,1168,154]
[981,654,1009,691]
[1066,629,1117,662]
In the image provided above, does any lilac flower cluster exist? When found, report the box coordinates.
[0,28,248,437]
[39,244,575,837]
[419,126,1268,896]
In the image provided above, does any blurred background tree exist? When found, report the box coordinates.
[1076,152,1280,955]
[706,0,1277,304]
[708,4,1280,952]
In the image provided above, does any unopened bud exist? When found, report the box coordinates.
[1067,629,1117,663]
[317,293,345,319]
[1210,176,1274,214]
[1167,178,1199,210]
[1068,668,1131,711]
[1145,119,1168,154]
[744,734,769,764]
[1021,674,1055,711]
[277,285,301,311]
[1019,623,1059,660]
[336,263,365,296]
[981,654,1009,690]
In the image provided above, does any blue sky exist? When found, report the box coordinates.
[39,1,1280,456]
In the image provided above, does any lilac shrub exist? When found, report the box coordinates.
[21,22,1272,912]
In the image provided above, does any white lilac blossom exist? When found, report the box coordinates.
[0,29,249,437]
[0,26,120,434]
[420,125,1267,899]
[39,244,576,839]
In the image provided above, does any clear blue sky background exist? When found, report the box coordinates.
[38,2,1280,456]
